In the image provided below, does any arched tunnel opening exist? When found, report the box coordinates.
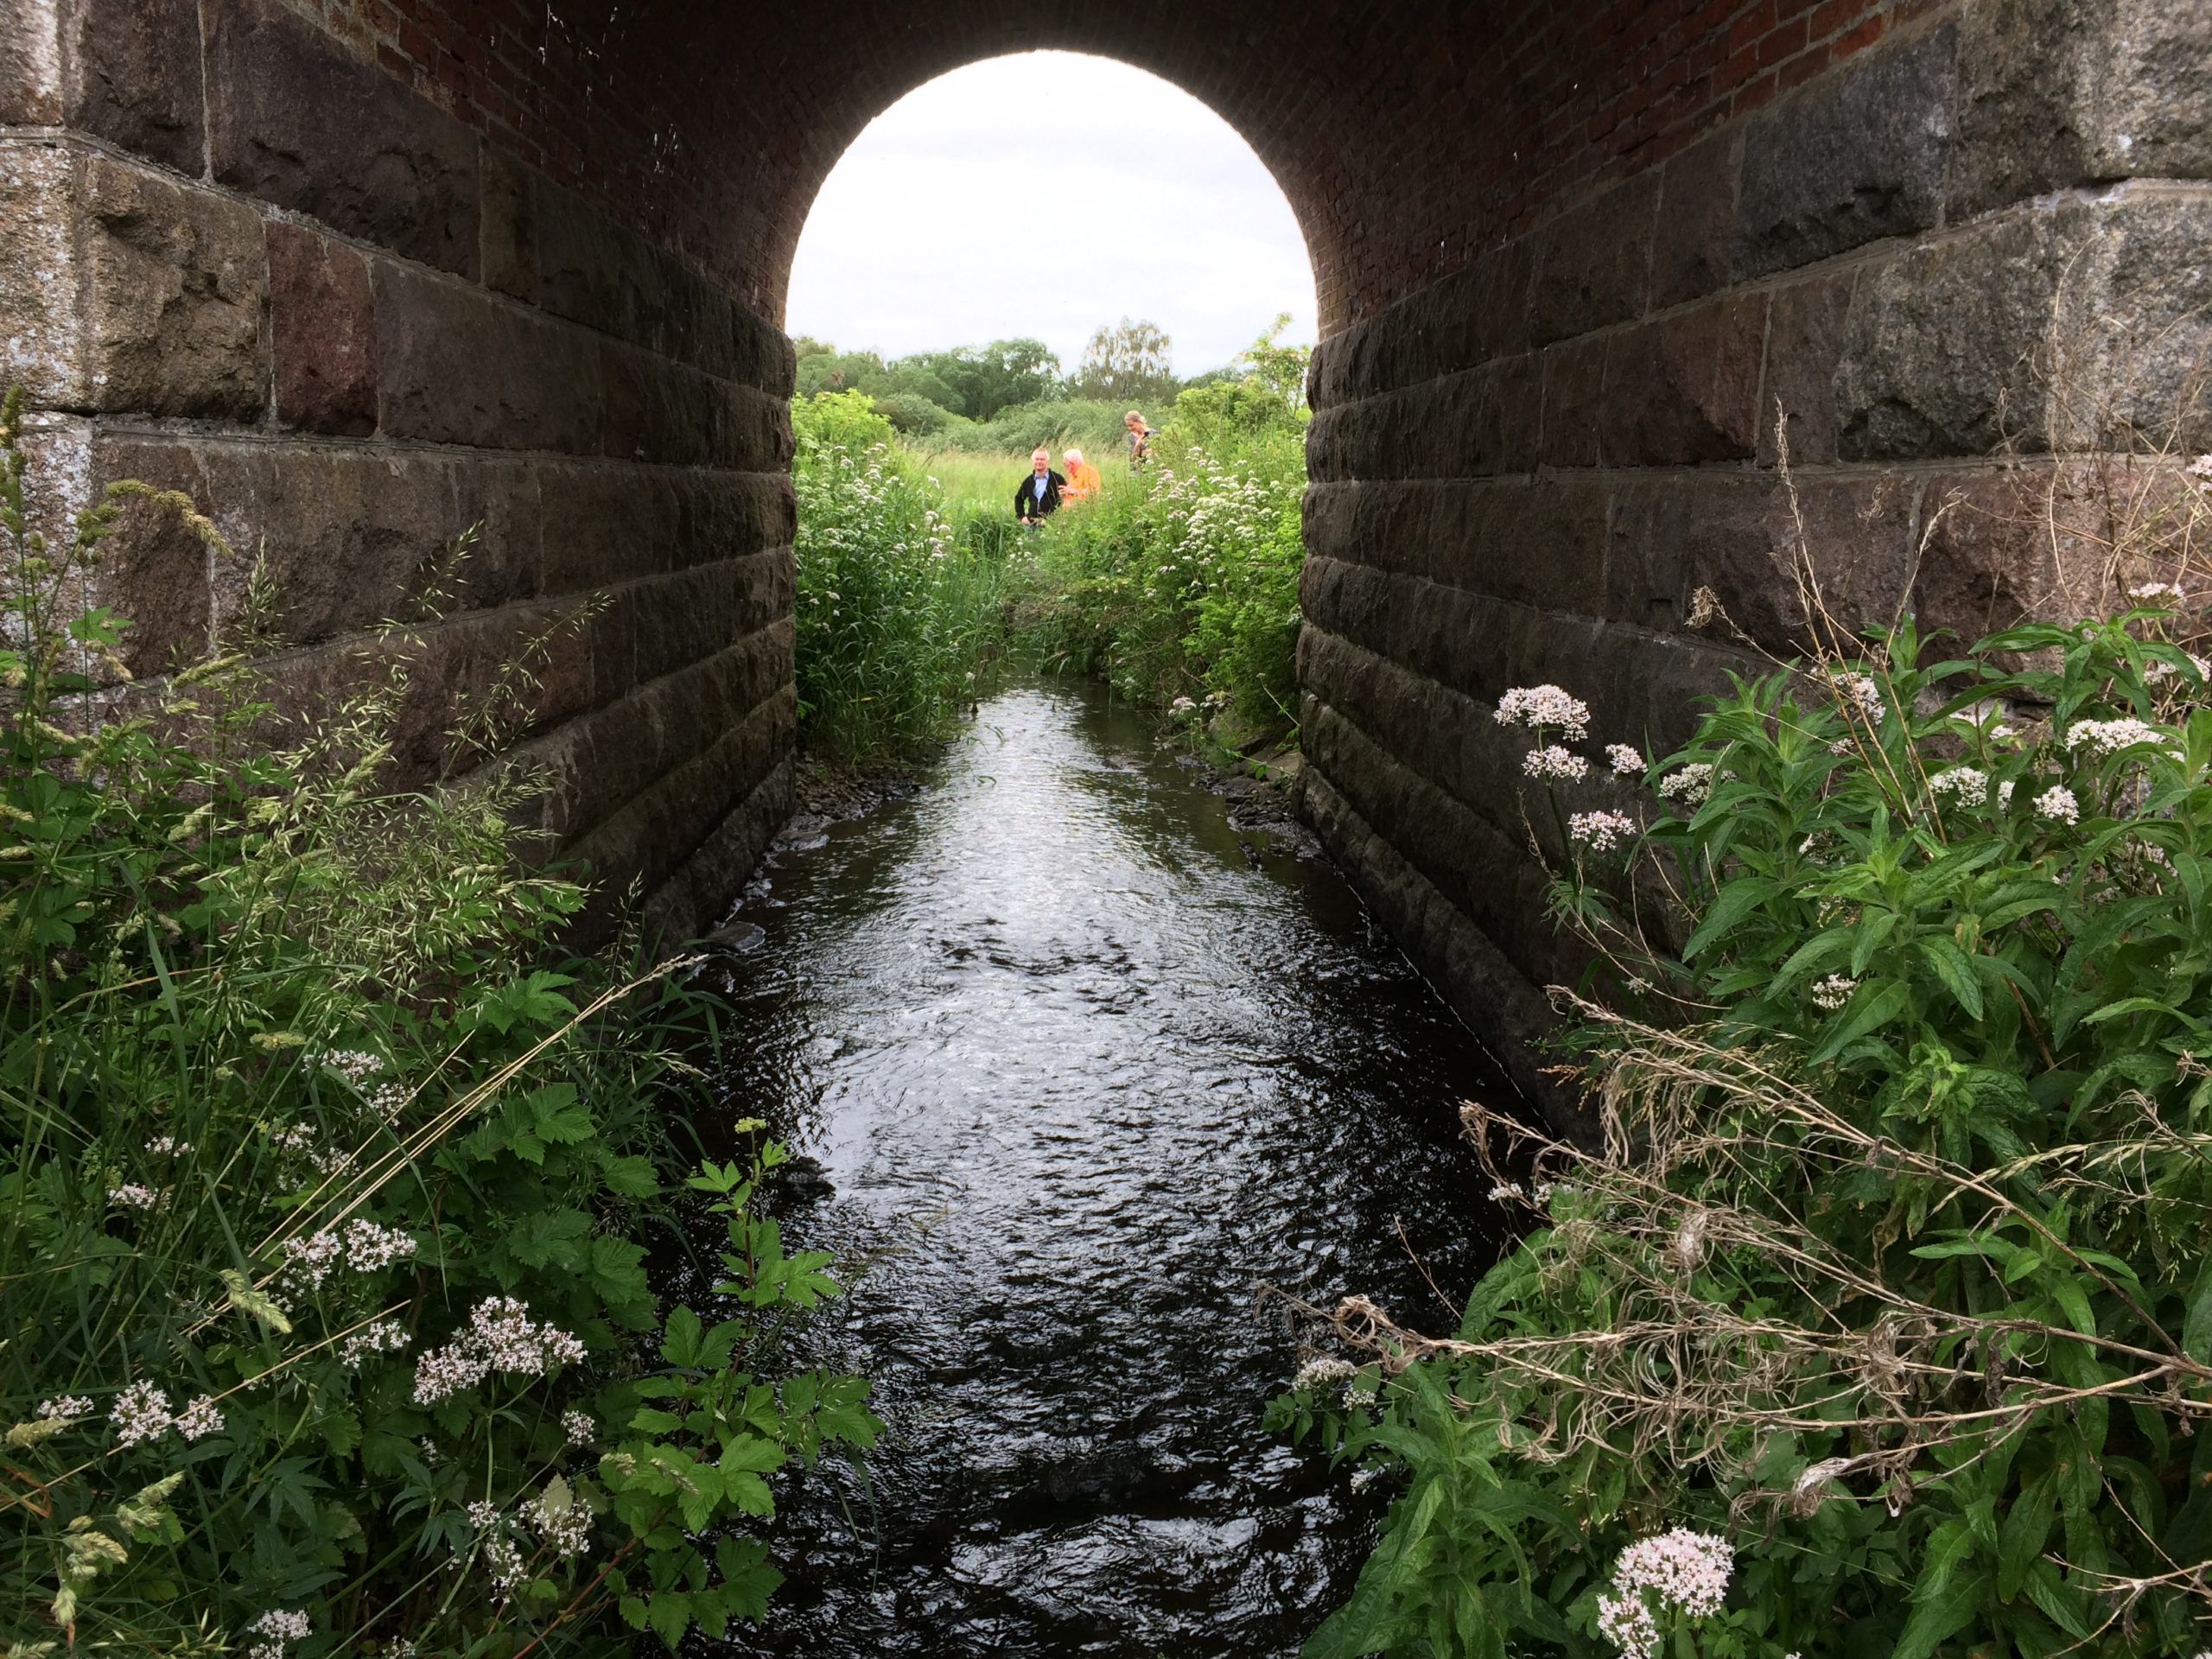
[8,0,2212,1650]
[16,0,2208,1110]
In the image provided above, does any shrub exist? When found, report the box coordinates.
[791,391,1014,760]
[1279,556,2212,1654]
[1014,327,1309,730]
[0,388,878,1657]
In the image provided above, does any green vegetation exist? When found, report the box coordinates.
[789,319,1313,764]
[1013,323,1312,734]
[0,389,877,1657]
[1280,582,2212,1654]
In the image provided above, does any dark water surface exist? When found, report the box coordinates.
[695,682,1516,1658]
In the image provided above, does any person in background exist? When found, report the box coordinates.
[1014,447,1065,526]
[1061,447,1102,504]
[1124,410,1154,467]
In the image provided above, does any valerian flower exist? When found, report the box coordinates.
[109,1382,172,1447]
[412,1297,587,1405]
[173,1395,225,1441]
[243,1609,310,1659]
[2035,785,2082,825]
[1495,685,1591,741]
[38,1395,92,1419]
[1523,746,1590,781]
[1605,744,1646,776]
[1929,766,1989,807]
[2063,717,2177,758]
[1811,974,1858,1012]
[1594,1529,1734,1659]
[1656,764,1714,808]
[1569,810,1639,852]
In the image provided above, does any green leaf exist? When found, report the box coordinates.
[1681,876,1785,961]
[662,1306,702,1368]
[1808,979,1910,1064]
[1999,1472,2057,1602]
[2181,1256,2212,1364]
[1916,935,1985,1020]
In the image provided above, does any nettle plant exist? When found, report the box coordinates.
[1282,504,2212,1654]
[0,388,877,1657]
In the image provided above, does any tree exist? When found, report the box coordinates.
[1072,318,1179,408]
[899,339,1062,422]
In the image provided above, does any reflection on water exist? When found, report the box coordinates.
[694,682,1516,1658]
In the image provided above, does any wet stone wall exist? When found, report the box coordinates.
[1300,3,2212,1110]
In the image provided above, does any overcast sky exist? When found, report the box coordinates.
[786,52,1317,378]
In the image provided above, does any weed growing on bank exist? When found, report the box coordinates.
[0,388,878,1656]
[1013,323,1311,734]
[791,391,1020,761]
[1275,445,2212,1657]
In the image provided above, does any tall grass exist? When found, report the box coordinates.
[791,394,1021,762]
[0,387,875,1656]
[1009,331,1312,734]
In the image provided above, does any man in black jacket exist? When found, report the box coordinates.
[1014,447,1066,526]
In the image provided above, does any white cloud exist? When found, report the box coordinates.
[786,52,1316,378]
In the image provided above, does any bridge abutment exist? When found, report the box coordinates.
[4,0,2207,1100]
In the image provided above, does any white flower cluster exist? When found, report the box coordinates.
[526,1486,592,1559]
[1569,810,1640,852]
[2186,454,2212,491]
[1928,766,1989,807]
[2129,581,2185,601]
[107,1184,162,1211]
[2144,652,2209,685]
[562,1408,595,1446]
[110,1382,225,1446]
[39,1395,92,1419]
[173,1394,225,1441]
[1595,1529,1734,1659]
[109,1382,172,1447]
[339,1320,412,1369]
[282,1218,416,1288]
[1840,673,1885,720]
[244,1609,310,1659]
[1522,745,1590,781]
[412,1297,587,1405]
[1496,684,1592,741]
[1810,974,1858,1013]
[2035,785,2081,825]
[1656,764,1714,808]
[1292,1357,1357,1391]
[317,1049,385,1084]
[144,1135,191,1156]
[1606,744,1646,776]
[2063,717,2175,758]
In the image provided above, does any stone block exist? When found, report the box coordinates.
[1538,336,1607,468]
[78,152,266,418]
[267,220,377,435]
[1599,294,1766,466]
[537,463,681,593]
[1439,478,1609,613]
[1529,170,1660,346]
[446,457,544,611]
[1948,0,2212,219]
[83,432,211,675]
[1735,27,1957,281]
[66,0,203,173]
[1680,474,1922,657]
[372,258,603,454]
[0,143,80,404]
[480,144,538,302]
[1652,128,1742,308]
[1837,210,2067,460]
[208,0,480,277]
[1910,463,2114,644]
[1,0,63,124]
[2051,191,2212,454]
[674,470,795,567]
[1758,270,1857,466]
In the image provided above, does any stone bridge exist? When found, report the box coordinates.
[4,0,2208,1103]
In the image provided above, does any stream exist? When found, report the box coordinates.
[693,680,1516,1657]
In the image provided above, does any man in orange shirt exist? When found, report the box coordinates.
[1061,448,1103,505]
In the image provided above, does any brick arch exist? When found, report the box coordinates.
[6,0,2209,1118]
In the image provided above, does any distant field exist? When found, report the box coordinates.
[913,444,1139,519]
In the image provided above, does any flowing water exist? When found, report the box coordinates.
[694,681,1517,1658]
